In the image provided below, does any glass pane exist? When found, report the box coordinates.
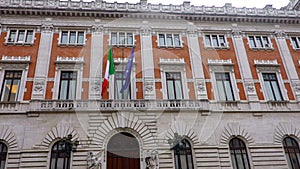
[231,154,237,169]
[187,154,193,169]
[175,80,183,99]
[127,33,133,45]
[291,37,298,48]
[271,81,282,101]
[1,79,12,101]
[50,158,56,169]
[174,34,180,47]
[57,158,64,169]
[264,81,274,101]
[219,35,226,45]
[224,81,234,101]
[61,31,68,44]
[69,80,76,100]
[77,32,84,44]
[217,81,226,101]
[59,80,68,100]
[119,33,125,44]
[180,154,187,169]
[115,79,123,99]
[111,32,117,45]
[69,31,76,43]
[175,155,180,169]
[9,79,20,101]
[17,30,25,42]
[205,35,211,46]
[212,35,218,46]
[249,36,255,47]
[159,34,165,46]
[256,36,263,47]
[8,30,17,42]
[25,30,33,43]
[166,34,173,46]
[263,36,269,47]
[167,81,175,99]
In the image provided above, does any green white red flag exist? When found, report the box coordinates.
[101,46,115,96]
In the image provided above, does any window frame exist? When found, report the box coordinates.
[58,71,78,100]
[172,139,195,169]
[229,137,252,169]
[159,59,188,99]
[283,136,300,169]
[262,73,283,101]
[5,29,35,45]
[247,35,273,50]
[157,33,183,48]
[204,34,229,49]
[58,30,86,46]
[109,58,136,100]
[0,70,23,102]
[114,71,132,100]
[49,140,72,169]
[0,142,8,169]
[214,72,235,101]
[165,72,184,100]
[290,37,300,50]
[109,32,135,47]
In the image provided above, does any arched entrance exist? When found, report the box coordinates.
[107,132,140,169]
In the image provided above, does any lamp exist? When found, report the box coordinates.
[59,134,79,153]
[168,132,184,151]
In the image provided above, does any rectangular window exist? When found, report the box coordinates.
[7,30,34,44]
[59,71,77,100]
[291,37,300,49]
[114,71,131,99]
[248,35,271,48]
[59,31,85,45]
[1,71,22,102]
[262,73,283,101]
[158,33,182,48]
[204,34,227,48]
[110,32,134,46]
[215,72,234,101]
[166,72,183,99]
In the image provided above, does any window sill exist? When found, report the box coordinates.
[204,46,229,50]
[4,42,34,46]
[250,47,274,51]
[293,48,300,51]
[111,44,135,48]
[158,45,184,49]
[58,43,86,47]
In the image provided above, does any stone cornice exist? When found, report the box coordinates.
[1,1,300,24]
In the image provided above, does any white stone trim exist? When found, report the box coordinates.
[208,59,240,101]
[203,33,229,49]
[53,56,84,100]
[108,31,135,47]
[4,28,36,45]
[255,63,288,101]
[247,35,273,50]
[0,58,30,101]
[156,32,184,48]
[57,30,87,46]
[159,58,188,99]
[274,122,300,144]
[0,125,18,150]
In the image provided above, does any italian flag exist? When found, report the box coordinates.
[101,47,115,96]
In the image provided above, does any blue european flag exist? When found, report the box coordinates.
[120,46,135,93]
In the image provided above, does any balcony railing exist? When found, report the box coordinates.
[0,100,299,113]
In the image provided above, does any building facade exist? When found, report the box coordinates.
[1,0,300,168]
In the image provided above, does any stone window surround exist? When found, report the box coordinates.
[53,56,84,100]
[208,59,240,101]
[0,56,30,102]
[159,58,189,99]
[254,60,288,101]
[108,58,137,99]
[247,34,273,50]
[290,36,300,50]
[108,31,135,47]
[156,32,184,48]
[4,28,36,46]
[57,30,87,46]
[203,33,229,49]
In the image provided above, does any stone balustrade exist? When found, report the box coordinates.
[1,0,300,18]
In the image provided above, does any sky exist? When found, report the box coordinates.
[99,0,290,9]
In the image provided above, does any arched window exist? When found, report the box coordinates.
[173,139,194,169]
[0,142,7,169]
[49,140,71,169]
[229,138,251,169]
[283,136,300,169]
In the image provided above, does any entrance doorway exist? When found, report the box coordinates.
[107,132,140,169]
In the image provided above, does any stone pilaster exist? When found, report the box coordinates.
[140,21,156,99]
[89,23,104,99]
[31,22,54,99]
[231,29,259,102]
[186,23,208,99]
[275,31,300,101]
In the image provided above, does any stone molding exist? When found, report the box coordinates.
[220,123,254,146]
[274,122,300,144]
[0,125,18,150]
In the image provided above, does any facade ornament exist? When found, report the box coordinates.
[232,29,243,38]
[145,81,154,94]
[144,150,158,169]
[33,80,45,94]
[186,22,198,37]
[87,151,103,169]
[41,23,53,34]
[0,0,6,5]
[195,80,206,94]
[292,81,300,94]
[275,31,286,39]
[92,24,104,33]
[245,82,255,94]
[91,80,101,93]
[140,21,151,36]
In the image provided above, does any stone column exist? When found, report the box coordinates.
[186,23,208,100]
[275,31,300,101]
[140,21,156,99]
[231,30,259,102]
[31,23,54,99]
[89,24,104,99]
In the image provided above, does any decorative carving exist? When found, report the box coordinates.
[56,56,84,63]
[186,22,198,36]
[144,150,158,169]
[232,29,243,38]
[220,123,254,146]
[0,0,6,5]
[159,58,185,64]
[41,23,53,33]
[195,80,206,94]
[92,24,103,33]
[254,59,278,65]
[140,21,151,36]
[207,59,233,65]
[1,55,31,62]
[292,81,300,94]
[33,80,45,94]
[91,80,101,93]
[145,81,153,94]
[244,82,255,94]
[256,66,280,73]
[87,151,103,169]
[275,31,287,39]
